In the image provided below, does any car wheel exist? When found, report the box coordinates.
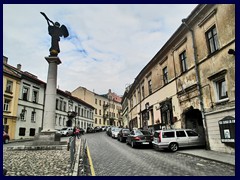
[131,141,135,148]
[4,138,9,144]
[169,142,178,152]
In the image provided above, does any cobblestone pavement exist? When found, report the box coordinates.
[3,149,71,176]
[85,132,235,176]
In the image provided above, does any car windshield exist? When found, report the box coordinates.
[115,128,121,132]
[135,130,143,135]
[123,129,130,133]
[61,128,67,130]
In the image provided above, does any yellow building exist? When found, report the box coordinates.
[3,56,21,140]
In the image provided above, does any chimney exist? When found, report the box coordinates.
[3,56,8,64]
[17,64,22,70]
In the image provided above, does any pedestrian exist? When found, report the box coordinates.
[75,127,80,139]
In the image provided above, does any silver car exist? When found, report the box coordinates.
[152,129,205,152]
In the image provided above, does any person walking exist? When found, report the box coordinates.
[75,127,80,139]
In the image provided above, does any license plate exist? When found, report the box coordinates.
[142,142,149,144]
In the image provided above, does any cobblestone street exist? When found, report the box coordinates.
[86,132,235,176]
[3,149,71,176]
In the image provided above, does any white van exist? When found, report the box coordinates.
[152,129,205,152]
[59,127,74,136]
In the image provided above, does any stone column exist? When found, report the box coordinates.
[33,56,62,146]
[42,56,61,132]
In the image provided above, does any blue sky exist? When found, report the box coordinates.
[3,4,197,95]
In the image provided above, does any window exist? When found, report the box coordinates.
[95,118,98,124]
[63,102,66,112]
[179,51,187,73]
[186,130,198,137]
[22,86,29,101]
[216,78,228,100]
[99,119,101,124]
[20,109,27,121]
[176,131,186,137]
[95,99,97,104]
[206,25,219,54]
[29,128,35,136]
[59,117,61,126]
[148,79,152,94]
[56,99,59,110]
[99,109,101,115]
[63,118,66,126]
[99,100,101,106]
[4,99,11,111]
[141,85,145,99]
[59,99,63,111]
[31,111,36,122]
[19,127,26,136]
[163,67,168,85]
[162,131,175,138]
[32,90,38,103]
[6,80,13,93]
[95,109,97,115]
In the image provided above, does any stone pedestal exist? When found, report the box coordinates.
[32,131,64,146]
[32,56,62,146]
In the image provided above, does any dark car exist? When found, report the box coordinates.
[117,128,130,142]
[94,126,102,132]
[79,128,85,135]
[3,131,10,144]
[126,129,153,148]
[87,127,95,133]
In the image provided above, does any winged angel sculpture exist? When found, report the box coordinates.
[41,12,69,56]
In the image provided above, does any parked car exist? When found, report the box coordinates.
[94,126,102,132]
[111,128,122,139]
[126,129,153,148]
[107,126,115,137]
[87,127,96,133]
[101,126,107,131]
[117,128,130,142]
[152,129,205,152]
[3,131,10,144]
[79,128,85,135]
[59,127,74,136]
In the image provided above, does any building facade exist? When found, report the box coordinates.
[3,56,21,139]
[122,4,235,154]
[3,57,94,140]
[72,87,123,127]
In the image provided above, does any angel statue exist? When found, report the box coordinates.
[41,12,69,56]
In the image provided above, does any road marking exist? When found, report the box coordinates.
[87,145,95,176]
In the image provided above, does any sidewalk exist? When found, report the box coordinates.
[177,149,235,166]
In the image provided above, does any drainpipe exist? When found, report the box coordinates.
[182,19,210,150]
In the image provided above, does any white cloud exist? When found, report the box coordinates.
[3,4,197,95]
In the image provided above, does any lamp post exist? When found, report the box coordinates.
[67,111,77,127]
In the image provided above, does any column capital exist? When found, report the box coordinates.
[45,56,62,65]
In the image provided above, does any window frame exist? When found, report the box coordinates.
[4,99,11,112]
[179,50,187,73]
[206,25,219,54]
[22,86,30,101]
[6,80,13,93]
[163,66,168,85]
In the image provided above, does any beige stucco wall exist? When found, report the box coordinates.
[205,108,235,154]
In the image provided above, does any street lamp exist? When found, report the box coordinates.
[67,111,77,127]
